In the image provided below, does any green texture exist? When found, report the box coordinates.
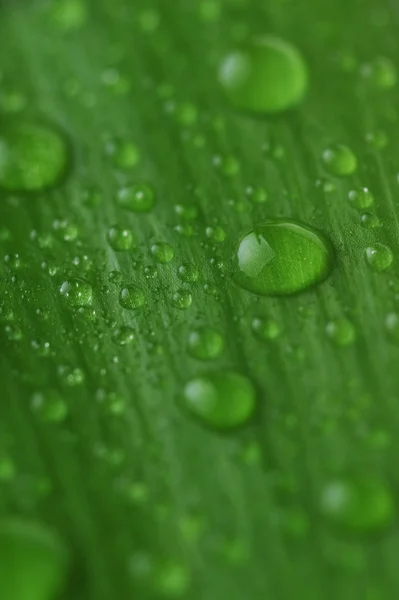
[1,0,399,599]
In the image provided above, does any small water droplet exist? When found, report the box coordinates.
[59,278,93,307]
[187,326,224,359]
[154,560,191,598]
[111,141,140,169]
[385,312,399,342]
[172,289,192,309]
[177,263,199,283]
[117,183,156,213]
[0,121,69,192]
[48,0,87,30]
[119,286,146,310]
[183,371,256,429]
[365,130,388,149]
[360,212,380,229]
[245,185,268,204]
[212,154,240,177]
[348,187,374,209]
[107,225,134,251]
[138,8,160,32]
[361,57,397,89]
[320,477,394,531]
[151,242,174,263]
[322,144,357,176]
[174,204,198,220]
[326,319,356,346]
[252,316,282,340]
[219,36,308,114]
[112,325,136,346]
[205,225,226,243]
[231,219,334,296]
[365,244,393,272]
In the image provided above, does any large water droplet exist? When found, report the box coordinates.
[183,371,256,429]
[151,242,174,263]
[231,220,334,296]
[320,477,394,531]
[0,121,69,192]
[0,517,68,600]
[107,225,134,251]
[59,278,93,307]
[219,36,308,114]
[348,187,374,209]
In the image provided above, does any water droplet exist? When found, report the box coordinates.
[0,121,69,192]
[252,317,281,340]
[320,477,394,531]
[205,225,226,243]
[107,225,134,251]
[187,327,224,359]
[31,391,68,422]
[177,263,199,283]
[218,35,308,114]
[0,518,68,600]
[172,289,192,309]
[59,278,93,307]
[361,57,397,89]
[322,144,357,177]
[138,8,160,32]
[112,325,135,346]
[119,286,146,310]
[326,319,356,346]
[143,265,158,279]
[199,0,221,22]
[174,204,198,220]
[117,183,156,213]
[365,244,393,272]
[183,371,256,429]
[175,103,197,126]
[231,220,334,296]
[151,242,174,263]
[111,141,140,169]
[386,312,399,343]
[365,130,388,149]
[212,154,240,177]
[360,212,380,229]
[48,0,87,30]
[245,185,268,204]
[348,187,374,209]
[154,560,190,597]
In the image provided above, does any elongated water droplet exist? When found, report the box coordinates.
[322,144,357,177]
[231,219,334,296]
[252,316,281,340]
[320,477,394,531]
[0,517,68,600]
[183,371,256,429]
[59,278,93,307]
[0,121,69,192]
[187,327,224,359]
[117,183,156,213]
[361,57,397,89]
[219,36,308,114]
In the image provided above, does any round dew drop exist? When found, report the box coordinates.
[326,319,356,346]
[187,327,224,360]
[365,244,393,272]
[322,144,357,177]
[107,225,134,251]
[218,35,308,114]
[172,289,192,309]
[59,278,93,308]
[348,187,374,209]
[119,285,146,310]
[231,219,334,296]
[183,371,256,430]
[178,263,199,283]
[0,121,69,192]
[0,517,69,600]
[112,325,135,346]
[151,242,174,263]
